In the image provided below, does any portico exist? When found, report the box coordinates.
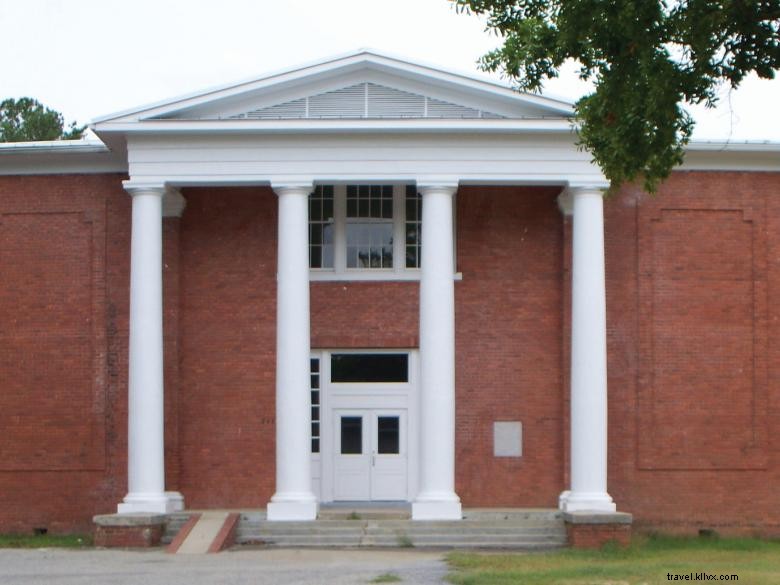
[93,50,620,522]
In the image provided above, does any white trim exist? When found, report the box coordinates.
[309,271,463,282]
[314,349,419,504]
[96,118,574,134]
[681,142,780,171]
[311,183,427,280]
[91,49,573,124]
[0,138,108,153]
[0,137,128,175]
[123,133,607,188]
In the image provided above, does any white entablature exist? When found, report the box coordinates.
[90,50,607,190]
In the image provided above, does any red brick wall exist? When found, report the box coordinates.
[455,186,565,506]
[4,172,780,535]
[176,187,277,508]
[606,172,780,535]
[0,174,130,533]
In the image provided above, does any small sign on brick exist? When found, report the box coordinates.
[493,421,522,457]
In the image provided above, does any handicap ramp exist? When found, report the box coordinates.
[167,511,240,554]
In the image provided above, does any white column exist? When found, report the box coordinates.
[118,183,183,514]
[267,183,318,521]
[559,187,616,513]
[412,184,462,521]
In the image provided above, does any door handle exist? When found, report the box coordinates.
[372,454,376,466]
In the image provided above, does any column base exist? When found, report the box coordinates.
[117,491,185,514]
[412,493,462,520]
[267,493,318,521]
[559,490,616,513]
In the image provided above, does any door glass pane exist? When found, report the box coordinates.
[340,416,363,454]
[377,416,400,454]
[331,353,408,383]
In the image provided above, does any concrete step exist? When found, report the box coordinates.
[237,523,565,538]
[162,513,194,545]
[166,508,567,550]
[235,533,567,548]
[318,508,410,520]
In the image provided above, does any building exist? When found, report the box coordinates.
[1,50,779,537]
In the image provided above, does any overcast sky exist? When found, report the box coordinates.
[3,0,779,141]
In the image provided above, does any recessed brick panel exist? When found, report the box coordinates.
[0,173,128,533]
[0,209,105,471]
[637,208,767,469]
[607,171,780,533]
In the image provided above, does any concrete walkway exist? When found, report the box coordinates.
[0,548,448,585]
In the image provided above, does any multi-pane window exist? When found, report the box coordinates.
[310,357,320,454]
[346,185,394,269]
[405,185,422,268]
[307,184,433,278]
[309,185,334,269]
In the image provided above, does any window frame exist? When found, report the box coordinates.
[310,184,415,280]
[308,183,459,282]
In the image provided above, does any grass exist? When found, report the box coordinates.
[447,534,780,585]
[396,533,414,548]
[0,533,93,549]
[370,573,402,583]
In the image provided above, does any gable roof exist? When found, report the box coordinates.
[92,49,574,127]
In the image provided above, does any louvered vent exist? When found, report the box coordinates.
[426,97,481,118]
[309,84,365,118]
[232,82,505,120]
[367,84,424,118]
[234,98,307,119]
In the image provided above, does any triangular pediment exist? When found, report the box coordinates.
[222,82,506,120]
[93,50,573,127]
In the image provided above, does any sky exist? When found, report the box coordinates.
[2,0,779,142]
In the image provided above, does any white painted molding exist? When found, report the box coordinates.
[91,49,573,125]
[123,133,607,188]
[123,180,166,196]
[96,118,575,134]
[557,191,573,216]
[163,187,187,218]
[272,181,315,194]
[416,179,460,190]
[309,271,463,282]
[0,139,127,175]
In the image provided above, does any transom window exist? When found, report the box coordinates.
[331,353,409,383]
[309,184,422,279]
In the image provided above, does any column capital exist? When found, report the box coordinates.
[122,182,186,217]
[122,181,166,198]
[271,182,314,197]
[558,185,607,216]
[162,188,186,218]
[416,182,458,197]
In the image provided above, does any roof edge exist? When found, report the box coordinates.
[91,49,574,125]
[0,138,109,154]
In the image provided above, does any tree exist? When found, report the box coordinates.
[453,0,780,192]
[0,97,85,142]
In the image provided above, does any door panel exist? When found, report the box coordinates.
[370,412,407,500]
[333,409,408,501]
[334,412,370,500]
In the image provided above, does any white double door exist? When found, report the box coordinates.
[333,409,407,501]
